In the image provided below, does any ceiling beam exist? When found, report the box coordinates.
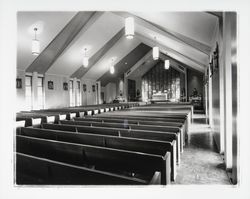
[26,11,103,74]
[71,27,125,79]
[125,50,152,78]
[113,11,211,56]
[136,32,206,72]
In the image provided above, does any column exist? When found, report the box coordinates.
[223,12,233,170]
[73,77,77,106]
[123,74,128,102]
[32,71,38,110]
[96,81,101,104]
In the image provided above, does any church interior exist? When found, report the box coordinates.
[13,11,239,187]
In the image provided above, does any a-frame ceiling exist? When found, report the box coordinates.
[17,11,218,82]
[98,43,151,86]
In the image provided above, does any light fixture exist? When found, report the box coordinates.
[125,17,134,39]
[82,48,89,67]
[153,46,159,60]
[32,28,40,55]
[152,37,159,60]
[110,59,115,74]
[164,60,170,70]
[110,65,115,74]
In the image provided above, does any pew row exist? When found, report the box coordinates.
[19,127,176,181]
[41,123,181,165]
[16,135,171,185]
[92,114,189,143]
[60,120,184,153]
[16,153,161,185]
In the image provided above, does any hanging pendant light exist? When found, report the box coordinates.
[82,48,89,67]
[164,60,170,70]
[110,59,115,74]
[110,65,115,74]
[152,37,159,60]
[32,28,40,55]
[153,46,159,60]
[125,17,134,39]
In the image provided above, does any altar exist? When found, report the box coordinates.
[152,92,167,101]
[151,91,169,103]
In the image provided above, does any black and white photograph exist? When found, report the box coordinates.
[48,80,54,90]
[1,0,250,199]
[63,82,68,91]
[16,78,22,89]
[14,9,238,185]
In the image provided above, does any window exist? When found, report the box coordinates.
[25,76,32,110]
[69,80,74,107]
[76,81,81,106]
[37,77,44,109]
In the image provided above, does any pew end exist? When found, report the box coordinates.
[31,118,42,128]
[46,116,55,124]
[162,152,171,185]
[149,171,161,185]
[16,120,26,134]
[59,114,67,121]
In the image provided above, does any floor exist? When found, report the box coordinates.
[174,114,231,185]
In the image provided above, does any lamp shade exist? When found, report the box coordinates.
[110,65,115,74]
[153,46,159,60]
[32,39,40,55]
[125,17,134,39]
[83,56,88,67]
[164,60,170,69]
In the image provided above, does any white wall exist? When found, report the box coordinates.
[16,71,99,111]
[44,73,70,109]
[16,72,71,111]
[81,78,98,106]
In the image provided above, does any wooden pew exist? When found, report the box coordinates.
[17,111,64,125]
[132,104,193,120]
[41,123,180,164]
[19,127,177,181]
[77,115,187,140]
[16,135,171,185]
[31,103,139,118]
[60,120,183,153]
[97,113,187,121]
[94,114,188,143]
[76,116,186,148]
[16,153,160,185]
[16,120,26,134]
[75,116,183,128]
[129,108,192,128]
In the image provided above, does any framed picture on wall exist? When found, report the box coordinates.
[48,81,54,90]
[63,82,68,91]
[16,78,22,89]
[92,85,95,92]
[83,84,87,92]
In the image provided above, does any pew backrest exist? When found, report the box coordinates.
[16,135,170,184]
[16,152,152,185]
